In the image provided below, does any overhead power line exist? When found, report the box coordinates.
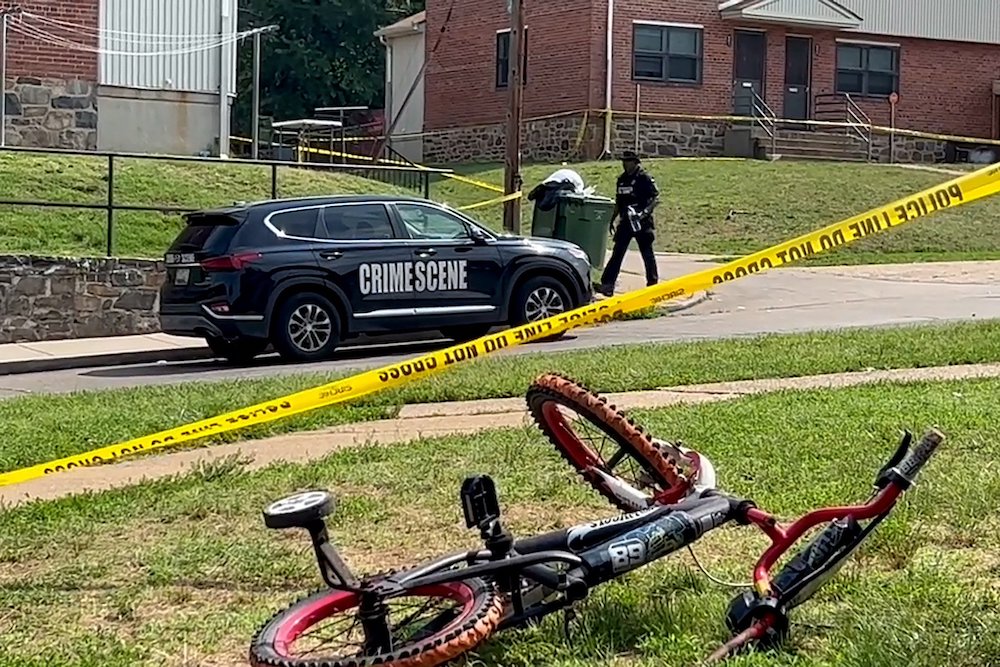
[21,10,240,42]
[9,17,267,57]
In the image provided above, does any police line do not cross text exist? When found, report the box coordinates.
[360,260,469,295]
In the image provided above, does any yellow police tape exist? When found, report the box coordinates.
[228,134,506,194]
[298,143,506,194]
[4,162,1000,487]
[457,191,523,211]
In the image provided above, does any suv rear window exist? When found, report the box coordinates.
[167,213,243,254]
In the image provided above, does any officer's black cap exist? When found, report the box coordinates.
[620,151,641,163]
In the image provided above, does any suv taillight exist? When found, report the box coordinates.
[200,252,262,271]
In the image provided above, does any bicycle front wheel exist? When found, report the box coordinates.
[526,373,702,511]
[250,577,504,667]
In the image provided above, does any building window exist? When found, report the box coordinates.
[496,29,528,88]
[632,23,703,85]
[835,43,899,97]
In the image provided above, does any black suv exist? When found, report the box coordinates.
[159,195,595,363]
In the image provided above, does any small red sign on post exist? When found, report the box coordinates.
[889,92,899,105]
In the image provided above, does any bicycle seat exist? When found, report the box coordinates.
[263,490,335,530]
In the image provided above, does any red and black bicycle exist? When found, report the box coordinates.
[247,375,943,667]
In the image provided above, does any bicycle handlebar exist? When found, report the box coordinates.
[896,427,944,484]
[748,428,945,596]
[708,428,946,663]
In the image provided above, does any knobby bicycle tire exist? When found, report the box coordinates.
[249,575,505,667]
[526,373,694,512]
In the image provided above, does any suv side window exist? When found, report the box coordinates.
[269,207,320,239]
[320,204,395,241]
[396,203,471,241]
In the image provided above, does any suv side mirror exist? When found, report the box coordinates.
[468,226,489,245]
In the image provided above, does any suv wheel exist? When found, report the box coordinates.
[441,324,492,343]
[272,292,342,362]
[206,336,268,364]
[512,276,571,340]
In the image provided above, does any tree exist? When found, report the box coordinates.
[233,0,424,136]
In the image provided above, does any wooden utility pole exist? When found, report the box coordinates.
[502,0,525,233]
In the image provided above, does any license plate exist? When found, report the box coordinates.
[174,268,190,285]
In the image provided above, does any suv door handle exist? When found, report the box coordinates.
[415,248,437,258]
[320,250,344,260]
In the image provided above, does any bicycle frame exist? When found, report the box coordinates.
[299,486,746,630]
[264,427,943,663]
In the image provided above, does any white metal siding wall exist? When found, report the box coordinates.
[99,0,237,94]
[841,0,1000,45]
[390,33,425,135]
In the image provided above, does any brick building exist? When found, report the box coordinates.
[2,0,238,155]
[397,0,1000,164]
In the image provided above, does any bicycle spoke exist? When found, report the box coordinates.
[286,595,465,660]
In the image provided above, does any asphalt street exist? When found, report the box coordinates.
[2,262,999,398]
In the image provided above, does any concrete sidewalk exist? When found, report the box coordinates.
[0,251,710,376]
[0,331,211,375]
[4,360,998,507]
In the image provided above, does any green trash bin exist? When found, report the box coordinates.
[530,193,614,271]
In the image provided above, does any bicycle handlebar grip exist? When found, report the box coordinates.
[897,428,945,482]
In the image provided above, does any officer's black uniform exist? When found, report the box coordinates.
[597,153,659,295]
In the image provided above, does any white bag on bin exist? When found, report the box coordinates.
[542,169,584,192]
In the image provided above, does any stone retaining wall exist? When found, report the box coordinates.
[872,133,949,163]
[3,77,98,150]
[0,255,163,344]
[424,115,600,165]
[423,115,730,165]
[614,118,729,158]
[423,112,969,166]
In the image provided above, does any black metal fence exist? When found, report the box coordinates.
[230,137,433,193]
[0,145,451,257]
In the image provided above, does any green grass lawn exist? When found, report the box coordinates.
[0,153,413,258]
[2,377,998,666]
[433,158,1000,266]
[4,319,1000,478]
[3,151,999,264]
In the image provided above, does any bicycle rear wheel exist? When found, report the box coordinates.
[526,373,707,512]
[250,577,504,667]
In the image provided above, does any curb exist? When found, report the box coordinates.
[663,290,711,313]
[0,345,214,376]
[0,293,713,377]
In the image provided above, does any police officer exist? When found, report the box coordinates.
[595,151,659,297]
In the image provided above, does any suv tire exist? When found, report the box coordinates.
[272,291,342,363]
[511,276,571,340]
[206,336,268,364]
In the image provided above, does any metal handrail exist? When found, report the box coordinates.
[843,93,874,161]
[748,88,777,157]
[814,93,874,161]
[732,86,778,156]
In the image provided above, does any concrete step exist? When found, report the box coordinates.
[774,141,868,155]
[765,140,871,162]
[767,151,871,163]
[771,136,868,150]
[755,127,870,142]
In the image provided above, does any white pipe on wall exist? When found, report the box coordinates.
[218,0,232,158]
[602,0,614,157]
[380,34,393,151]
